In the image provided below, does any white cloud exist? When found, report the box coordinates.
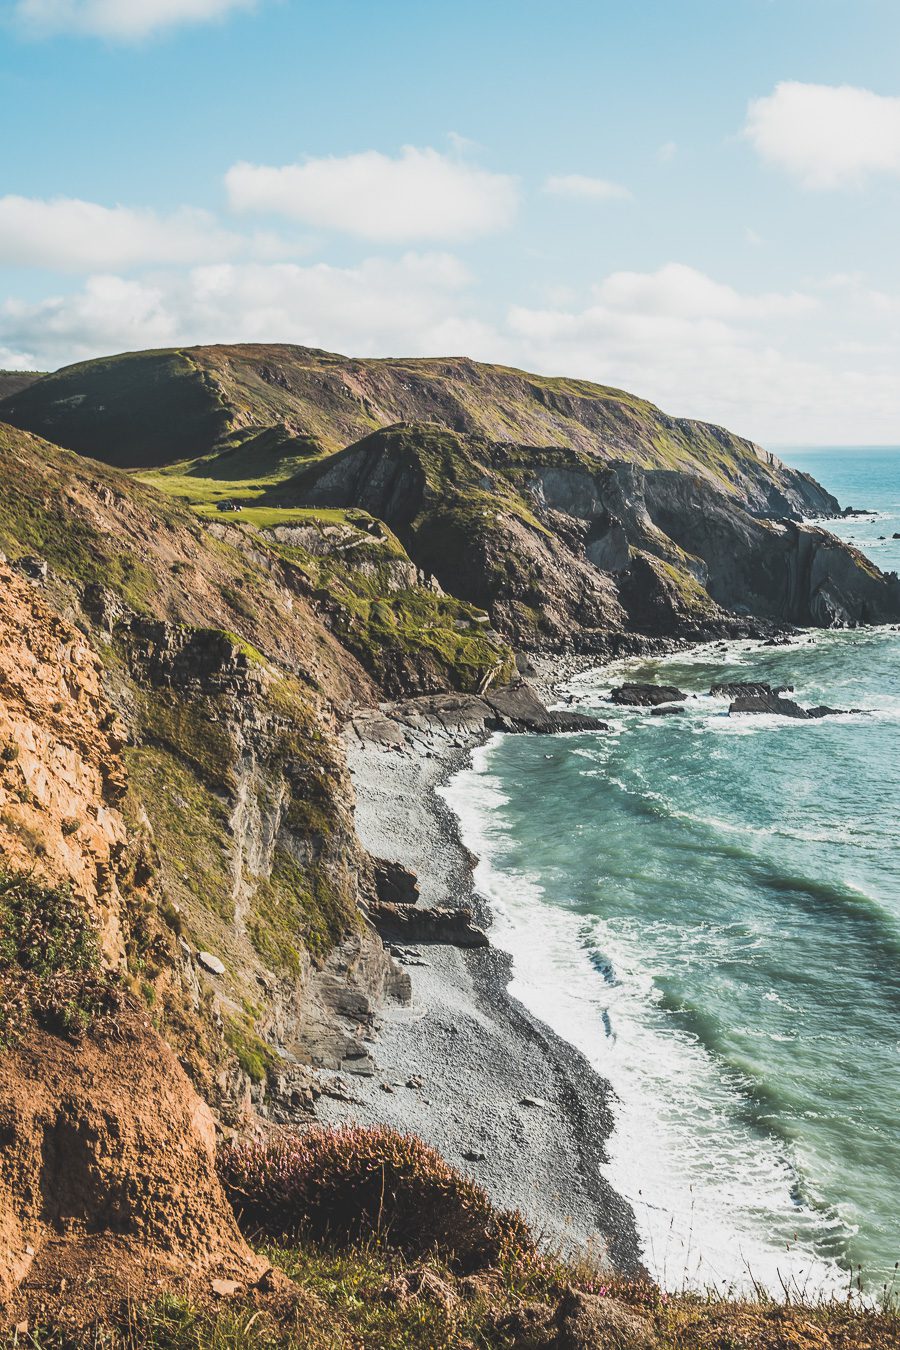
[592,262,814,320]
[0,253,479,367]
[0,196,247,271]
[744,81,900,189]
[15,0,255,39]
[543,174,631,202]
[657,141,678,164]
[225,146,519,243]
[503,264,899,443]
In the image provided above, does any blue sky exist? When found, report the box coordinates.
[2,0,900,443]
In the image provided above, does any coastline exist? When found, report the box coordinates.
[317,682,644,1272]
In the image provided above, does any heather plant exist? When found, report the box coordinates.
[219,1125,535,1273]
[0,867,118,1040]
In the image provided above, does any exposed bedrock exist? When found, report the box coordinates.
[643,470,900,627]
[284,422,897,649]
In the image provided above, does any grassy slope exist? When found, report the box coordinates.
[0,370,45,400]
[23,1240,899,1348]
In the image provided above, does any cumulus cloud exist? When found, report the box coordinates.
[543,174,631,202]
[0,197,248,271]
[593,262,814,319]
[226,146,519,243]
[15,0,255,39]
[0,252,481,367]
[505,264,896,442]
[744,81,900,189]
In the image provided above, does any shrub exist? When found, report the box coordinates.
[0,868,118,1040]
[219,1125,534,1273]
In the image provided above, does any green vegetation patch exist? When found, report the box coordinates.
[123,744,234,926]
[224,1014,280,1084]
[246,849,355,973]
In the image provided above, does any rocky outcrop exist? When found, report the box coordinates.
[373,859,421,907]
[349,683,607,757]
[720,683,855,719]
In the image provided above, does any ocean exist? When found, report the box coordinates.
[442,448,900,1297]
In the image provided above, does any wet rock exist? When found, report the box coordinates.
[729,692,854,719]
[650,705,685,716]
[609,683,686,707]
[711,681,787,699]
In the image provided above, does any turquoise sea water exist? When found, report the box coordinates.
[443,449,900,1296]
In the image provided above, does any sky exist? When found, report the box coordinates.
[2,0,900,445]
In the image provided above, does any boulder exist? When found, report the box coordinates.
[369,902,489,948]
[372,858,420,907]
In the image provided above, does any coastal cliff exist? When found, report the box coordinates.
[0,347,898,1341]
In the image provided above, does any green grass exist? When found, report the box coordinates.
[195,505,367,528]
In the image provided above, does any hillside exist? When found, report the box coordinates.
[0,343,836,519]
[4,342,896,653]
[0,370,44,400]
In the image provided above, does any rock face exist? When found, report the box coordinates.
[0,561,130,965]
[373,859,421,907]
[286,422,900,647]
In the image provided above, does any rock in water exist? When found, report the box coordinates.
[710,681,788,699]
[197,951,226,976]
[609,683,687,707]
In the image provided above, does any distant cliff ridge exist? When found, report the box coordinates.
[2,343,894,651]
